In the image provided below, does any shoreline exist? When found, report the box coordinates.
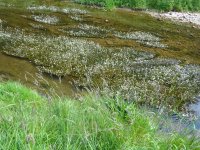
[146,11,200,29]
[83,4,200,29]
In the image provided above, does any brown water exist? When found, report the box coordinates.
[0,53,74,97]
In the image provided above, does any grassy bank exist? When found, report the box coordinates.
[75,0,200,11]
[0,82,199,149]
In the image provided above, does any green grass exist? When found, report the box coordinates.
[0,81,199,149]
[1,0,199,12]
[75,0,200,11]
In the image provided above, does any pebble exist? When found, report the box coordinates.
[147,12,200,28]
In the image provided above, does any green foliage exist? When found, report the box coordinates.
[192,0,200,11]
[0,82,199,149]
[75,0,200,11]
[105,0,115,10]
[156,0,174,11]
[0,82,42,103]
[2,0,200,11]
[131,0,147,9]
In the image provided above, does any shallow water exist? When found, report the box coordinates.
[0,1,200,118]
[0,53,74,97]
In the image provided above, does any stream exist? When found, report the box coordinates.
[0,53,75,97]
[0,1,200,129]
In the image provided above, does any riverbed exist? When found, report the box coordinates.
[0,1,200,124]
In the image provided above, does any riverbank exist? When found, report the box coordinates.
[115,8,200,28]
[0,81,199,149]
[147,11,200,28]
[72,0,200,28]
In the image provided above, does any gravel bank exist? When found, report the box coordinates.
[147,11,200,28]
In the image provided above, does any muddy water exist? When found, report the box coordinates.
[0,53,74,97]
[0,1,200,120]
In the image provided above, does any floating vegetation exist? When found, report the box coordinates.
[64,24,111,38]
[29,23,45,30]
[0,31,11,39]
[62,8,88,14]
[28,5,89,14]
[27,5,59,12]
[70,15,83,21]
[32,15,59,24]
[65,25,167,48]
[1,27,200,111]
[114,31,167,48]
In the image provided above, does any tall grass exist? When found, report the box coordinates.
[0,81,199,149]
[75,0,200,11]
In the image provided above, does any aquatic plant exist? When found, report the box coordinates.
[29,23,45,29]
[27,5,89,14]
[61,24,166,48]
[63,24,111,38]
[70,15,83,21]
[27,5,59,12]
[62,8,88,14]
[0,27,200,111]
[114,31,167,48]
[32,15,59,24]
